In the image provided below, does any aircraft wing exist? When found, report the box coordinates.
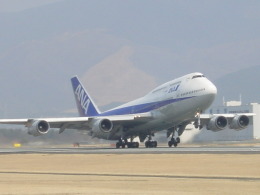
[198,113,255,131]
[0,117,90,131]
[200,113,255,120]
[0,112,153,134]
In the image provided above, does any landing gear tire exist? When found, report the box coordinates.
[127,142,139,148]
[116,142,121,149]
[145,141,157,148]
[168,137,180,148]
[116,139,127,149]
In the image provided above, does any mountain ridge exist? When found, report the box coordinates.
[0,1,259,117]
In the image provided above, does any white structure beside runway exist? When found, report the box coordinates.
[192,102,260,142]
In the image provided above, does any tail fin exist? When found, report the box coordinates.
[71,76,100,117]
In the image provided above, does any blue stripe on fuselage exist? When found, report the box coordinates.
[94,96,195,117]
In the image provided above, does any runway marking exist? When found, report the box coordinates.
[0,171,259,182]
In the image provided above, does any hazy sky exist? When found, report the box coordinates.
[0,0,61,12]
[0,0,259,116]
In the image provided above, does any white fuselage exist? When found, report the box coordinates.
[105,72,217,138]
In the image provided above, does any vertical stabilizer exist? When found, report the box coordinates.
[71,76,100,117]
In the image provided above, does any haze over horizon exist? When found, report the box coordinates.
[0,0,259,118]
[0,0,62,13]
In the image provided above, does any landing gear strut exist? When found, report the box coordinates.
[145,135,157,148]
[194,111,203,129]
[167,127,180,147]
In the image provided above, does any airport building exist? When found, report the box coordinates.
[192,101,260,142]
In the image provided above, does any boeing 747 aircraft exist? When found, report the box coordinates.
[0,73,254,148]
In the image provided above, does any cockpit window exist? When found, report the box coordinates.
[192,75,205,79]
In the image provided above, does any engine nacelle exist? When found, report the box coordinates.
[99,119,113,133]
[28,120,50,136]
[91,119,113,139]
[229,115,249,130]
[207,116,227,132]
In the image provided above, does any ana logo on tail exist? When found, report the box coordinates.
[75,84,91,114]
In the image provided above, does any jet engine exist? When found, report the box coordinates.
[91,119,114,139]
[229,115,249,130]
[28,120,50,136]
[206,116,227,131]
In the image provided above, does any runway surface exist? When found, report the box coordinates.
[1,145,260,154]
[1,145,260,194]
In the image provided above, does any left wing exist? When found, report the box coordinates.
[197,113,255,131]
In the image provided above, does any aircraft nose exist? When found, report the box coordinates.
[200,81,217,109]
[206,81,217,103]
[208,82,217,96]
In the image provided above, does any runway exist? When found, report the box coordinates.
[0,145,259,194]
[1,145,260,154]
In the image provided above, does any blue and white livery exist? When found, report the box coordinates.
[0,72,254,148]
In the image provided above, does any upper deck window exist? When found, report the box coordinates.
[192,75,205,79]
[170,81,181,86]
[152,86,167,94]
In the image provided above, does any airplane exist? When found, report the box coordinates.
[0,72,254,148]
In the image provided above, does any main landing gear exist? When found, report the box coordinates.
[116,138,126,148]
[145,135,157,148]
[116,138,139,148]
[168,137,180,147]
[167,127,182,147]
[127,142,139,148]
[115,134,158,148]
